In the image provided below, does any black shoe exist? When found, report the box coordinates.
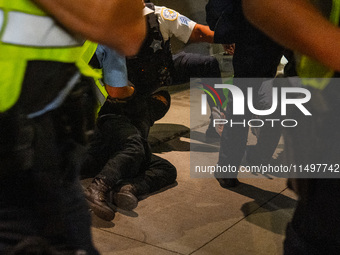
[216,178,240,188]
[113,184,138,211]
[84,178,115,221]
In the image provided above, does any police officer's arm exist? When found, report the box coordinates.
[95,45,135,99]
[105,85,135,99]
[32,0,146,56]
[242,0,340,72]
[188,24,215,43]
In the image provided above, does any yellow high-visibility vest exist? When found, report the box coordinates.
[0,0,99,112]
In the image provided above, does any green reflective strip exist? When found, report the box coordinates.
[198,87,217,106]
[1,40,85,61]
[79,41,102,79]
[82,41,98,64]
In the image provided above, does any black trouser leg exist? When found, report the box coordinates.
[129,154,177,196]
[246,79,283,166]
[172,51,226,110]
[87,114,150,188]
[217,79,255,178]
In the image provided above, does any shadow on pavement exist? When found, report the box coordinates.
[221,181,296,235]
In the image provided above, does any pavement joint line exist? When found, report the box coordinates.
[190,121,210,132]
[96,228,185,255]
[167,84,190,95]
[149,120,211,147]
[187,186,290,255]
[149,129,191,147]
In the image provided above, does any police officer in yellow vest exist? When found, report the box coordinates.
[0,0,145,254]
[242,0,340,254]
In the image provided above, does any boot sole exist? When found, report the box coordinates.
[113,192,138,211]
[86,199,115,221]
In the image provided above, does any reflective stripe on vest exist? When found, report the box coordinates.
[0,9,3,30]
[95,78,108,104]
[81,40,107,115]
[297,0,340,89]
[2,12,83,47]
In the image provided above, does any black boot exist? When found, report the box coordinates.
[84,178,115,221]
[113,184,138,211]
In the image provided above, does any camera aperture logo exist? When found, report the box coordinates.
[199,83,312,128]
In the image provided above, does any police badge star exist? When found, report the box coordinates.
[150,39,163,52]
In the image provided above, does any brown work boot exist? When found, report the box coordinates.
[84,178,115,221]
[113,184,138,211]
